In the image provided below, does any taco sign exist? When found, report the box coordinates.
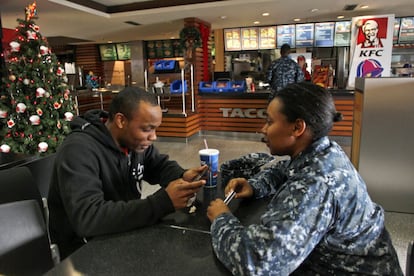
[220,108,266,119]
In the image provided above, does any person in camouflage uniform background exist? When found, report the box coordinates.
[266,44,304,102]
[207,82,402,275]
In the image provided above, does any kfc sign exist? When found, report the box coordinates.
[348,14,394,88]
[220,108,266,119]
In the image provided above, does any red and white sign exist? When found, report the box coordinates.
[348,14,394,88]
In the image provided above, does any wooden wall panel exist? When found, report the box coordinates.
[75,44,103,77]
[157,113,201,137]
[197,95,354,136]
[333,98,354,136]
[198,97,266,133]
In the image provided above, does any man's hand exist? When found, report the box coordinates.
[165,178,205,209]
[207,199,230,222]
[182,165,209,182]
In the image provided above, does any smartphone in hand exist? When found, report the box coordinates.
[223,190,236,205]
[193,167,208,181]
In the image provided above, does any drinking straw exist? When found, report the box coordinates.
[204,139,209,149]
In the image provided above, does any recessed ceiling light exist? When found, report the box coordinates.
[311,8,319,12]
[254,21,260,25]
[337,15,345,19]
[262,12,270,16]
[293,18,301,22]
[220,15,227,19]
[360,5,369,9]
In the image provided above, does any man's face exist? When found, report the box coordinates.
[118,101,162,152]
[364,23,378,42]
[261,98,296,156]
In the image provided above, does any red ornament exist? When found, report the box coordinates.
[7,119,15,128]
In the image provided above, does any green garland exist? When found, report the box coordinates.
[179,27,202,49]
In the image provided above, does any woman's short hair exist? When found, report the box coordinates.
[272,82,342,140]
[108,87,158,120]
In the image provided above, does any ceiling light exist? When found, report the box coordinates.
[220,15,227,19]
[262,12,270,16]
[360,5,369,9]
[337,15,345,19]
[254,21,260,25]
[311,8,319,12]
[293,18,301,22]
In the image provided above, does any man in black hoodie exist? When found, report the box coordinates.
[48,87,206,258]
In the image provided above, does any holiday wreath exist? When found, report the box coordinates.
[179,26,202,50]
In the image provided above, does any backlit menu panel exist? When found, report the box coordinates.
[241,27,258,50]
[224,28,242,51]
[277,25,295,48]
[399,17,414,44]
[314,22,335,47]
[259,26,276,49]
[394,18,401,44]
[296,23,314,47]
[334,21,351,46]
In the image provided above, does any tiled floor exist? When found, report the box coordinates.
[147,131,413,273]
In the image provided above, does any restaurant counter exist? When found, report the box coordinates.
[45,180,269,275]
[198,88,354,136]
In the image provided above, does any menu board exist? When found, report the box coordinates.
[399,17,414,44]
[393,18,401,44]
[296,23,314,47]
[224,28,242,51]
[241,27,258,50]
[259,26,276,49]
[99,44,118,61]
[116,43,131,60]
[277,25,295,48]
[146,39,182,59]
[334,21,351,46]
[314,22,335,47]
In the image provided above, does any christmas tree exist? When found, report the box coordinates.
[0,2,75,156]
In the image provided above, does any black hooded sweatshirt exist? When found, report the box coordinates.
[48,110,185,258]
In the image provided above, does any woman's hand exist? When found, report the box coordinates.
[224,178,254,199]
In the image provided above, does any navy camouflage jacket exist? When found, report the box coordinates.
[211,137,402,275]
[266,56,304,101]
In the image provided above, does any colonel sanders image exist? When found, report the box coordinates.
[359,19,384,48]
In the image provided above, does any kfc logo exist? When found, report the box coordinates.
[357,18,388,48]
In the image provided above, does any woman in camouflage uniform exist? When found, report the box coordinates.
[207,82,402,275]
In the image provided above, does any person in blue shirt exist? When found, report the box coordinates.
[266,44,304,101]
[207,82,402,275]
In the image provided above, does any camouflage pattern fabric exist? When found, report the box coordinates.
[211,137,403,276]
[220,152,275,187]
[266,56,304,101]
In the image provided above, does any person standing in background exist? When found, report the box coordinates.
[297,55,311,81]
[266,44,304,101]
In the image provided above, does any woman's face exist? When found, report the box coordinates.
[261,98,297,156]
